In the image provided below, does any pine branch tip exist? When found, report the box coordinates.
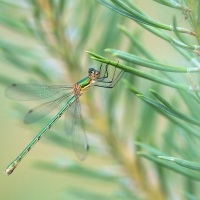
[149,89,155,93]
[157,156,174,161]
[105,48,111,52]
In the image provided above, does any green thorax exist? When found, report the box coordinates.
[77,77,92,91]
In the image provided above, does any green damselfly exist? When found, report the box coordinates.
[5,63,123,175]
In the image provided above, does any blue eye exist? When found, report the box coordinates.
[88,68,94,74]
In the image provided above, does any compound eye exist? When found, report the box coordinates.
[95,71,100,76]
[88,68,94,74]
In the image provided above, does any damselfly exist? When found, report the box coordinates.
[5,63,123,175]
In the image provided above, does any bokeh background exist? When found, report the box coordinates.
[1,0,199,200]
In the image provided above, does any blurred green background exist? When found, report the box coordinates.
[1,0,200,200]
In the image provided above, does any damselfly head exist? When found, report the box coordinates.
[88,68,100,79]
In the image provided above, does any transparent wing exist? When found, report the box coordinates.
[5,84,73,101]
[65,98,89,160]
[24,93,73,124]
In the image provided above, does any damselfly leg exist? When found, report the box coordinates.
[94,62,124,88]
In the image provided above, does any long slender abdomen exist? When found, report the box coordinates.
[5,96,76,175]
